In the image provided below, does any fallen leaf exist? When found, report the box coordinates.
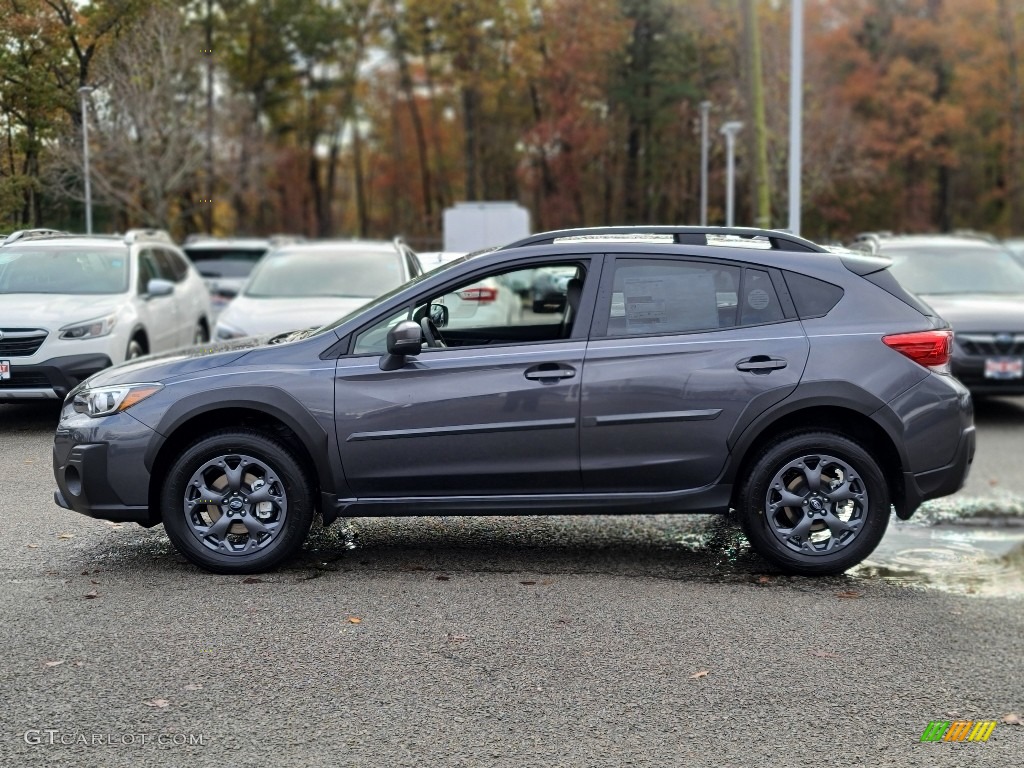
[989,478,999,486]
[90,580,100,585]
[757,576,771,584]
[27,544,39,549]
[540,579,554,586]
[84,590,99,599]
[810,650,840,658]
[689,670,709,679]
[144,699,169,709]
[242,577,262,584]
[448,634,468,642]
[184,684,203,691]
[1002,713,1022,725]
[347,617,362,624]
[58,533,74,540]
[520,580,537,586]
[836,590,863,599]
[45,660,65,667]
[435,575,450,581]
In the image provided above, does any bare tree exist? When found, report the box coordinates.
[55,6,206,231]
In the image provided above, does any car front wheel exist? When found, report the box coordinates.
[161,429,314,574]
[736,430,890,576]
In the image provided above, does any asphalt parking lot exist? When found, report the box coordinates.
[1,398,1022,767]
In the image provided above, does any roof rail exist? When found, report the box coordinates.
[1,228,68,245]
[951,228,998,244]
[498,226,826,253]
[124,228,173,245]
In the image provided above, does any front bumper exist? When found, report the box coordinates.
[52,410,160,526]
[0,354,112,401]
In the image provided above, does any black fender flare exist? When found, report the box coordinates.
[142,385,346,500]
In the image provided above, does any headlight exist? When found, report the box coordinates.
[59,313,118,340]
[214,321,246,340]
[72,383,163,418]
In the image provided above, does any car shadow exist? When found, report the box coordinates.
[60,513,865,588]
[0,402,61,430]
[971,395,1024,425]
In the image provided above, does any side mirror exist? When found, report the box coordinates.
[146,278,174,298]
[380,320,423,371]
[429,302,449,328]
[386,320,423,355]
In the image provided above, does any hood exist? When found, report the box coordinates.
[82,335,273,389]
[216,295,370,337]
[920,294,1024,333]
[0,293,126,327]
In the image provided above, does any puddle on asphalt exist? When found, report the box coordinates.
[853,511,1024,598]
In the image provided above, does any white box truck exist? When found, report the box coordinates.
[443,202,531,253]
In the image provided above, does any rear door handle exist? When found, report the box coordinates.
[736,356,788,373]
[524,364,576,381]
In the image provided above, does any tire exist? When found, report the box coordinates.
[736,430,890,576]
[126,338,145,360]
[160,429,315,574]
[532,299,545,313]
[193,321,209,345]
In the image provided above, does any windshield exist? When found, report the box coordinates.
[0,246,129,294]
[244,248,405,299]
[885,245,1024,295]
[184,247,268,279]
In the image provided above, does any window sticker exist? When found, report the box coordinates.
[622,272,718,333]
[747,288,771,310]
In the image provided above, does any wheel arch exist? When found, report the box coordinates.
[144,389,343,523]
[725,398,907,517]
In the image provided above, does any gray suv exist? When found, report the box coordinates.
[52,226,975,576]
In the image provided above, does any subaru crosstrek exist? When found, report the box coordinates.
[52,226,975,576]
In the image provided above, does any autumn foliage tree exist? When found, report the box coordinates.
[1,0,1023,243]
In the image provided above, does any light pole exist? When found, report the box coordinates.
[720,121,743,227]
[78,86,94,234]
[699,101,711,226]
[788,0,804,236]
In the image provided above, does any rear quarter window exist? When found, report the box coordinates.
[783,272,845,319]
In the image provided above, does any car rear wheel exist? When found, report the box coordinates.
[194,321,209,344]
[736,430,889,576]
[161,429,314,574]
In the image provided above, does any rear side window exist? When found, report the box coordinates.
[783,272,844,319]
[605,259,739,336]
[739,269,785,325]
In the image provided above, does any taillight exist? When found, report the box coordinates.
[882,329,953,371]
[458,286,497,303]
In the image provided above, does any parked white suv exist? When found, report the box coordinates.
[0,229,211,401]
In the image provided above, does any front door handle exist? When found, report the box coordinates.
[736,356,788,373]
[524,363,576,381]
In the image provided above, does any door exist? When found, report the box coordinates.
[334,258,596,497]
[580,255,809,493]
[136,248,179,352]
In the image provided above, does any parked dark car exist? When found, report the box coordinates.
[53,226,974,576]
[850,232,1024,395]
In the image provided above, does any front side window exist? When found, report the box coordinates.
[0,246,130,295]
[350,262,587,355]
